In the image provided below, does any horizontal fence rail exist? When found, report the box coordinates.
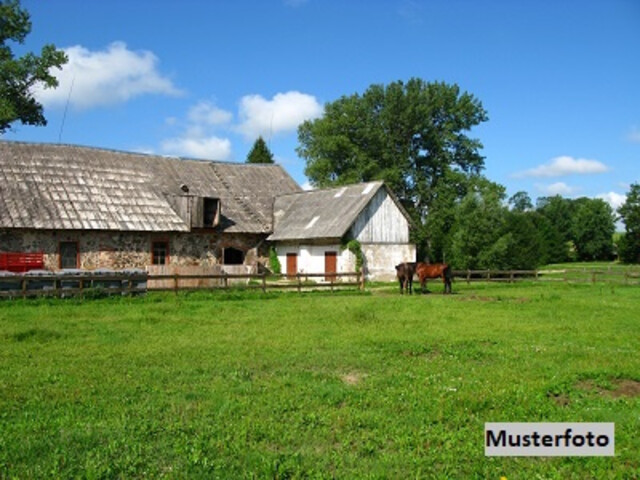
[147,271,365,293]
[451,269,640,285]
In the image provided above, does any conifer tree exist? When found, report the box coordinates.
[246,136,274,164]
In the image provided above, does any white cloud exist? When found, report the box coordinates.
[34,41,182,110]
[514,156,609,178]
[535,182,577,196]
[301,181,314,191]
[160,136,232,161]
[236,91,323,140]
[188,101,233,126]
[597,192,626,211]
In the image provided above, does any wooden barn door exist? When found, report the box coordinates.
[286,253,298,279]
[324,251,337,281]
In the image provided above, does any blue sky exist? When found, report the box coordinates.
[4,0,639,214]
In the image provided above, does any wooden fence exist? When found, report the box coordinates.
[0,271,148,299]
[0,270,364,299]
[147,271,365,293]
[2,267,636,299]
[451,269,640,285]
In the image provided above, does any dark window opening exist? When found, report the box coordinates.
[203,198,218,227]
[59,241,79,269]
[152,241,169,265]
[223,247,244,265]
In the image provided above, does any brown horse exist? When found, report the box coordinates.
[395,262,416,294]
[415,262,452,294]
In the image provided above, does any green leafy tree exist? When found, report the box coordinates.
[503,211,543,269]
[246,136,274,164]
[618,183,640,263]
[535,195,574,261]
[297,78,488,258]
[532,212,567,265]
[571,198,615,261]
[448,178,510,269]
[0,0,67,133]
[508,191,533,212]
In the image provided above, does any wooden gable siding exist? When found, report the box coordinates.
[349,189,410,243]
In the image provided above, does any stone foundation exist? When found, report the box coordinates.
[0,229,268,271]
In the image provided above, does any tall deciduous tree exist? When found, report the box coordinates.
[618,183,640,263]
[571,198,615,261]
[447,178,510,269]
[246,136,274,164]
[297,78,488,257]
[508,191,533,212]
[0,0,67,133]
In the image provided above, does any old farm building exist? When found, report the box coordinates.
[0,141,300,271]
[0,141,414,280]
[268,181,415,280]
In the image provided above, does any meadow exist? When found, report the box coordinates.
[1,281,639,478]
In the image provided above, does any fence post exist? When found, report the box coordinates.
[592,271,596,284]
[297,274,301,293]
[467,270,471,284]
[174,273,179,294]
[359,270,365,291]
[22,277,27,298]
[262,272,267,293]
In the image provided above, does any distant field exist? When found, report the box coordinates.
[1,282,639,478]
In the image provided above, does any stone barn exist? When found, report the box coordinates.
[268,181,416,281]
[0,141,301,272]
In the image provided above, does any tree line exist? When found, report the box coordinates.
[296,78,639,268]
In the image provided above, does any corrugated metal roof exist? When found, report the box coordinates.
[0,141,300,233]
[268,181,396,241]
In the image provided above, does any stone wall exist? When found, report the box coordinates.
[0,229,267,271]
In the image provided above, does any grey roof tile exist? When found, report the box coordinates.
[0,141,300,233]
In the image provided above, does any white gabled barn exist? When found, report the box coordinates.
[268,181,416,281]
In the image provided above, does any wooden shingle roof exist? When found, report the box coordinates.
[0,141,300,233]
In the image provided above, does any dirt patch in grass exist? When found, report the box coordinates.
[340,372,367,386]
[549,378,640,406]
[576,378,640,399]
[548,392,571,407]
[610,379,640,398]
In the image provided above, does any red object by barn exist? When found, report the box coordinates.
[0,252,45,272]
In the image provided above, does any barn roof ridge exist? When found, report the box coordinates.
[0,140,300,233]
[275,180,384,199]
[0,139,288,169]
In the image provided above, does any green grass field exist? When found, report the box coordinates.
[1,282,639,478]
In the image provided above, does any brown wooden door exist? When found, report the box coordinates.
[325,251,337,281]
[286,253,298,279]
